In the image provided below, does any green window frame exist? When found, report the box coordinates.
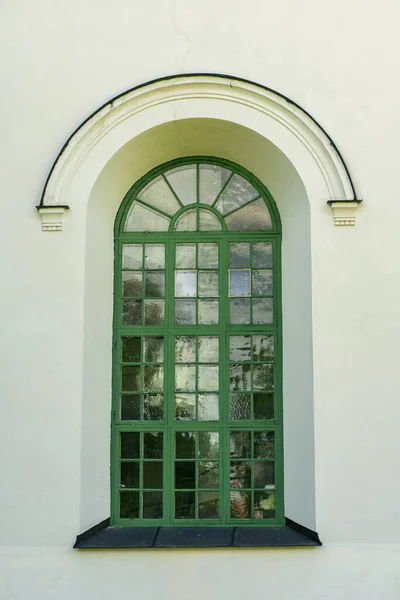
[111,157,283,527]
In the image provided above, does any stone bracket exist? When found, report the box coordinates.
[327,200,362,226]
[37,205,70,232]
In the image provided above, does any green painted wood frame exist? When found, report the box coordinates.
[111,156,283,526]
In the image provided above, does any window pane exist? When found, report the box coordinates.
[122,337,141,362]
[122,272,142,297]
[120,432,140,459]
[175,365,196,392]
[254,392,274,420]
[143,394,163,420]
[199,210,222,231]
[144,337,164,363]
[229,336,251,362]
[176,432,196,458]
[198,492,219,519]
[120,462,140,488]
[176,243,196,268]
[137,176,180,214]
[122,300,142,325]
[199,164,231,205]
[225,198,272,231]
[230,431,251,458]
[198,462,219,488]
[230,491,251,519]
[254,492,275,519]
[174,209,197,231]
[230,364,251,391]
[175,271,196,297]
[123,244,142,269]
[175,336,196,363]
[145,244,165,269]
[165,165,196,205]
[252,242,273,268]
[253,364,274,391]
[198,365,219,391]
[175,394,196,420]
[175,299,196,325]
[198,432,219,458]
[252,298,273,324]
[198,394,219,421]
[229,393,251,420]
[143,462,163,489]
[254,462,275,489]
[121,366,141,391]
[143,432,163,458]
[198,337,219,363]
[198,243,218,268]
[120,491,139,518]
[175,492,195,519]
[198,271,219,297]
[254,432,275,459]
[144,300,164,325]
[216,173,259,215]
[175,462,195,489]
[198,299,219,324]
[121,394,140,420]
[230,270,251,296]
[125,202,171,232]
[230,462,251,488]
[252,335,274,361]
[145,272,165,297]
[230,242,250,267]
[252,270,273,296]
[143,492,163,519]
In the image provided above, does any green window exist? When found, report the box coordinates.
[112,158,283,526]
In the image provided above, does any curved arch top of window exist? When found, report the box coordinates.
[123,161,277,233]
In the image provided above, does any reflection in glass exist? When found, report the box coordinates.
[253,364,274,391]
[145,244,165,269]
[143,432,163,458]
[252,298,273,324]
[122,300,142,325]
[198,300,219,325]
[230,431,251,458]
[143,462,163,489]
[198,365,219,391]
[254,462,275,489]
[175,492,195,519]
[198,462,219,488]
[174,209,197,231]
[199,210,222,231]
[230,462,251,488]
[199,164,231,205]
[145,272,165,297]
[123,244,142,269]
[175,336,196,363]
[120,462,140,488]
[120,432,140,458]
[121,366,141,392]
[229,242,250,267]
[175,461,196,489]
[122,337,141,362]
[175,365,196,392]
[176,431,196,458]
[175,394,195,420]
[230,491,251,519]
[144,300,164,325]
[165,165,196,205]
[143,394,163,420]
[229,393,251,420]
[252,242,273,268]
[175,299,196,325]
[198,337,219,363]
[229,270,251,296]
[252,270,273,296]
[254,431,275,459]
[121,394,140,420]
[225,198,272,231]
[254,491,275,519]
[143,492,163,519]
[198,243,218,268]
[252,335,274,361]
[122,272,142,297]
[230,298,250,324]
[125,201,171,232]
[229,336,251,362]
[175,271,196,297]
[198,394,219,421]
[176,243,196,268]
[198,432,219,458]
[120,491,139,518]
[198,271,219,297]
[137,176,181,215]
[254,392,274,420]
[144,337,164,363]
[230,364,251,391]
[216,173,258,215]
[198,492,219,519]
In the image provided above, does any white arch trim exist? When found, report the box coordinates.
[37,74,361,230]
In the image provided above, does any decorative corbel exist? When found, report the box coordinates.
[37,205,70,232]
[327,199,362,226]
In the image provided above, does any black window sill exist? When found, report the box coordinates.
[74,518,321,549]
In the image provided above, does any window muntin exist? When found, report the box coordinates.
[113,158,282,526]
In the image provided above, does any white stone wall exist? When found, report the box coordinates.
[1,1,400,598]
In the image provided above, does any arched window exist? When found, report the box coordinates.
[112,157,283,526]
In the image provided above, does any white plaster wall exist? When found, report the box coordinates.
[1,0,400,597]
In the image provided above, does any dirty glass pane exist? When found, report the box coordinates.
[229,336,251,362]
[230,431,251,458]
[230,298,250,324]
[230,491,251,519]
[144,299,164,325]
[198,299,219,325]
[121,365,141,392]
[176,243,196,268]
[198,492,219,519]
[143,432,163,458]
[175,365,196,392]
[198,337,219,363]
[229,242,250,267]
[230,270,251,296]
[199,210,222,231]
[125,201,171,232]
[252,242,273,268]
[216,173,259,215]
[198,394,219,421]
[123,244,142,269]
[145,244,165,269]
[122,272,142,297]
[175,394,196,420]
[120,432,140,459]
[143,492,163,519]
[137,176,180,215]
[121,394,140,420]
[122,300,142,325]
[198,432,219,459]
[254,492,275,519]
[175,336,196,363]
[143,394,163,420]
[198,365,219,391]
[175,299,196,325]
[198,462,219,488]
[252,298,273,324]
[120,491,139,518]
[145,272,165,297]
[230,462,251,488]
[122,337,141,362]
[175,271,196,297]
[225,198,272,231]
[120,462,140,488]
[230,364,251,391]
[253,364,274,390]
[252,270,273,296]
[252,335,274,362]
[176,431,196,458]
[165,165,196,206]
[254,431,275,459]
[144,337,164,363]
[174,209,197,231]
[198,243,218,268]
[199,164,231,205]
[198,271,219,297]
[143,365,163,392]
[229,393,251,420]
